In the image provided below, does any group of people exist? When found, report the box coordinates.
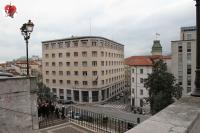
[37,100,67,121]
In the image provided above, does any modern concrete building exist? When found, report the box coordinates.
[42,36,125,103]
[171,26,196,95]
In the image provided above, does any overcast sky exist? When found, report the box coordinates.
[0,0,196,63]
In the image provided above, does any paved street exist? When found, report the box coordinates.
[75,105,150,124]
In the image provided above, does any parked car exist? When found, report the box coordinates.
[116,95,120,100]
[74,112,80,119]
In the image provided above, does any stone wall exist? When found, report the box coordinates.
[0,77,39,133]
[125,96,200,133]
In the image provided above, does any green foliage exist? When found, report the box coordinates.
[144,59,182,115]
[37,82,55,101]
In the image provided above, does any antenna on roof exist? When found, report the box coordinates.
[89,18,92,36]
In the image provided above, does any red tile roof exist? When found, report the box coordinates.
[125,55,171,66]
[124,56,153,66]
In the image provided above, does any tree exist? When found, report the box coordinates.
[144,59,182,115]
[37,82,55,101]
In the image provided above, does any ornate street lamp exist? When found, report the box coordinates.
[192,0,200,96]
[20,20,34,76]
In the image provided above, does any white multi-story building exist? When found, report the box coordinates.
[171,26,196,95]
[125,40,171,107]
[42,36,125,103]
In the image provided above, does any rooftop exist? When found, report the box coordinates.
[42,36,124,46]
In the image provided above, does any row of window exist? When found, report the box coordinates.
[46,69,124,76]
[43,39,123,51]
[132,88,144,95]
[132,68,144,74]
[132,77,146,84]
[45,61,124,67]
[46,75,125,85]
[178,42,191,53]
[45,51,124,59]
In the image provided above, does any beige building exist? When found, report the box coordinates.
[171,26,196,95]
[42,36,125,103]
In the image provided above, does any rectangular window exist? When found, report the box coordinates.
[74,52,78,57]
[132,69,134,73]
[66,71,70,75]
[59,62,63,67]
[52,53,56,58]
[75,81,79,85]
[66,62,70,66]
[83,81,88,85]
[59,80,63,84]
[46,79,49,83]
[45,44,49,49]
[82,61,87,67]
[73,41,78,47]
[46,71,49,75]
[45,62,49,66]
[45,54,49,58]
[132,88,134,94]
[82,51,87,57]
[74,62,78,66]
[92,41,97,46]
[66,52,70,57]
[140,89,143,95]
[92,71,97,76]
[101,61,104,66]
[52,79,56,84]
[92,61,97,67]
[74,71,79,76]
[101,51,104,57]
[132,77,134,83]
[101,80,104,85]
[140,78,143,83]
[83,71,87,76]
[92,81,98,86]
[52,62,56,66]
[59,53,63,58]
[65,42,70,48]
[52,71,56,75]
[101,71,104,76]
[178,46,182,52]
[81,41,87,47]
[187,42,191,52]
[92,51,97,57]
[67,80,71,85]
[59,71,63,76]
[186,33,192,40]
[140,69,143,74]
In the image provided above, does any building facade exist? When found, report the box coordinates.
[42,36,125,103]
[171,26,196,95]
[125,40,171,108]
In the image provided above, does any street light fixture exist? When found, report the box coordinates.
[20,20,34,76]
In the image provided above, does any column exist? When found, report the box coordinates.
[79,90,82,103]
[89,91,92,103]
[71,89,74,101]
[64,89,67,101]
[99,90,102,102]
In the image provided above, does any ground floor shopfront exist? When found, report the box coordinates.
[51,82,125,103]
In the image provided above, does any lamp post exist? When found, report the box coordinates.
[20,20,34,76]
[192,0,200,96]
